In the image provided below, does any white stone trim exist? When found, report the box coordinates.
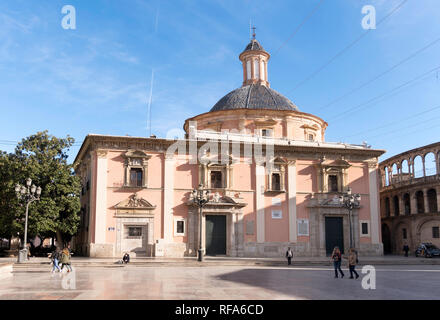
[288,161,297,242]
[163,156,174,242]
[368,165,380,244]
[174,218,186,237]
[256,164,265,243]
[359,220,371,237]
[95,150,107,244]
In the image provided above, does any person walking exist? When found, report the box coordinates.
[403,244,409,257]
[60,247,72,272]
[331,246,344,278]
[50,248,61,273]
[345,248,359,279]
[285,247,293,266]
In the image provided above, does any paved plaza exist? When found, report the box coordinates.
[1,264,440,300]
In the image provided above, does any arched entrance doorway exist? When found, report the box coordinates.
[382,224,392,254]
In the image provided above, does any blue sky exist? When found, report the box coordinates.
[0,0,439,163]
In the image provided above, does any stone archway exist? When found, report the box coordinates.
[381,223,392,254]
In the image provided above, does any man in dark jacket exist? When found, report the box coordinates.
[123,253,130,264]
[403,244,409,257]
[285,247,293,265]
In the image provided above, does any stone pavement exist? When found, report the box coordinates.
[1,264,440,300]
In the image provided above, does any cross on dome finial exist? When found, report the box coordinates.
[252,26,256,40]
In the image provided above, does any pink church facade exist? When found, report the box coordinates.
[73,38,385,258]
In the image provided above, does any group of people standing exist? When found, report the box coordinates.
[285,246,360,279]
[49,246,73,273]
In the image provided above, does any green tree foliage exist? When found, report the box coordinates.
[0,131,80,246]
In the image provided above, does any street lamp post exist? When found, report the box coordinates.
[15,178,42,263]
[338,187,361,249]
[192,184,209,262]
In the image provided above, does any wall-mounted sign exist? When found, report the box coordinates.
[298,219,309,236]
[271,210,282,219]
[272,198,281,206]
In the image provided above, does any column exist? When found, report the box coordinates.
[410,191,418,214]
[368,163,380,244]
[94,150,108,244]
[436,187,440,213]
[230,212,236,256]
[423,189,430,213]
[163,155,174,242]
[399,195,405,216]
[288,160,297,243]
[256,163,265,243]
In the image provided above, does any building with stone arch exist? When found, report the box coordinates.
[73,36,385,258]
[379,142,440,254]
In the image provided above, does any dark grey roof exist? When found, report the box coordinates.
[210,84,299,112]
[243,39,265,52]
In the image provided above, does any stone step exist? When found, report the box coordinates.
[11,258,440,271]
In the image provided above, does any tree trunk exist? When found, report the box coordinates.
[56,230,64,249]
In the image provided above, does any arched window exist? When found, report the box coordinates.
[401,160,410,181]
[385,167,390,186]
[393,196,400,216]
[385,197,391,217]
[414,155,424,178]
[416,191,425,213]
[403,193,411,215]
[427,189,438,213]
[391,163,398,183]
[261,61,266,81]
[254,59,259,79]
[246,60,251,80]
[425,152,436,176]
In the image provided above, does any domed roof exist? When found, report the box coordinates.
[243,39,265,52]
[210,84,299,112]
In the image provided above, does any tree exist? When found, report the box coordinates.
[0,131,81,248]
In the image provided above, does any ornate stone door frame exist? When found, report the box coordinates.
[308,197,359,256]
[186,195,247,257]
[114,193,156,257]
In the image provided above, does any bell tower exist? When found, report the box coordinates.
[239,28,270,87]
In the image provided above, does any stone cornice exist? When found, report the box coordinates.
[74,134,385,168]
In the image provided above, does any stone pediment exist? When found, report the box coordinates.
[254,119,278,127]
[319,159,351,168]
[124,150,151,159]
[186,192,247,208]
[114,193,156,216]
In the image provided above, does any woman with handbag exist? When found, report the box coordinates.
[331,246,344,278]
[345,248,359,279]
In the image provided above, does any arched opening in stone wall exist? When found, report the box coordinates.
[385,197,391,217]
[403,193,411,215]
[416,190,425,213]
[393,195,400,216]
[414,155,424,178]
[401,159,410,181]
[425,152,437,176]
[427,189,438,213]
[391,163,398,183]
[384,167,390,186]
[382,224,392,254]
